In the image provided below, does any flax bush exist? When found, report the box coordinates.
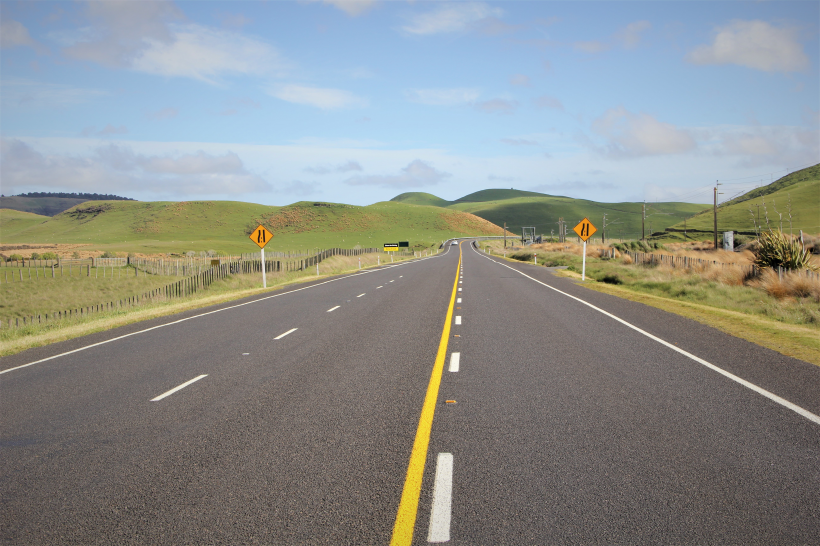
[754,230,817,271]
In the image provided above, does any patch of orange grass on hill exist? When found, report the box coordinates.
[439,210,506,234]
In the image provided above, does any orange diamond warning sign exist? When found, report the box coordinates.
[250,224,273,248]
[573,218,597,242]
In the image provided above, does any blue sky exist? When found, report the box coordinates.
[1,0,818,206]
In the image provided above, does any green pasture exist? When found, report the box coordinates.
[0,265,173,320]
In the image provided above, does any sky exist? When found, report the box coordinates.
[1,0,818,207]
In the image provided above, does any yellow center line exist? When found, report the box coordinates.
[390,242,462,546]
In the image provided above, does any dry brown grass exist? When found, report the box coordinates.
[753,269,820,301]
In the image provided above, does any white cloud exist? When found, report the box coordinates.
[59,2,287,83]
[305,160,363,174]
[533,95,564,110]
[99,124,128,136]
[270,84,367,109]
[698,125,820,168]
[1,78,108,108]
[344,159,450,188]
[615,20,651,49]
[590,106,696,158]
[475,98,518,115]
[1,20,46,52]
[132,24,288,83]
[305,0,378,16]
[148,107,178,120]
[687,20,809,73]
[402,3,503,35]
[406,88,480,106]
[509,74,531,87]
[0,139,271,196]
[573,41,609,54]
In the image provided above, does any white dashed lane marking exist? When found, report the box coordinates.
[150,375,207,402]
[427,453,454,543]
[327,306,340,312]
[274,328,298,340]
[449,352,460,372]
[357,293,366,298]
[454,316,461,325]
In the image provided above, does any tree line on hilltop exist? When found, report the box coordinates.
[8,192,135,201]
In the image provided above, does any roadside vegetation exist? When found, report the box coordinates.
[481,237,820,365]
[0,251,419,357]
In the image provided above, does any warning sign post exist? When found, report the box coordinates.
[249,225,273,288]
[572,218,597,281]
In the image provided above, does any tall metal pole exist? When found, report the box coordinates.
[713,185,718,250]
[504,222,507,248]
[261,247,267,288]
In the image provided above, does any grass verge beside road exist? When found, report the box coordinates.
[0,252,417,358]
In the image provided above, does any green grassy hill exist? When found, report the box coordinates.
[391,190,706,241]
[0,199,505,256]
[0,209,51,239]
[390,192,452,207]
[666,164,820,237]
[0,196,91,216]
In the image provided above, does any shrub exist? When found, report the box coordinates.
[601,274,623,285]
[754,230,817,271]
[100,251,118,258]
[41,252,58,260]
[8,253,23,262]
[72,251,80,259]
[30,252,40,260]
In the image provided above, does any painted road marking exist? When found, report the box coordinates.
[357,293,366,298]
[455,316,462,325]
[427,453,454,543]
[400,275,403,277]
[449,353,460,372]
[151,375,207,402]
[390,280,395,283]
[390,245,461,546]
[458,288,461,292]
[457,298,462,303]
[327,306,340,312]
[472,245,820,427]
[377,286,383,289]
[274,328,298,340]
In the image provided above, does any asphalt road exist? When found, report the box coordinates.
[1,241,818,545]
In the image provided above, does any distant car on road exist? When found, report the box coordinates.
[451,241,458,246]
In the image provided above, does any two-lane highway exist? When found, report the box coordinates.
[2,240,818,544]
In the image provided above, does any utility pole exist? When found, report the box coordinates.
[641,201,646,241]
[713,183,719,250]
[504,222,507,248]
[602,214,606,244]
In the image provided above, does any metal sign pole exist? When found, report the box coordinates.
[582,241,587,281]
[261,247,267,288]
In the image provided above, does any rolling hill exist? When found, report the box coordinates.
[0,199,507,255]
[665,163,820,237]
[391,190,707,241]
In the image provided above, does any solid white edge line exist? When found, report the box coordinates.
[449,352,460,372]
[1,252,449,376]
[471,244,820,426]
[357,293,366,297]
[274,328,298,340]
[455,316,462,325]
[150,374,207,402]
[427,452,454,543]
[327,305,340,312]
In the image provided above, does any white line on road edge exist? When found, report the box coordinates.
[327,306,340,312]
[1,251,447,376]
[455,316,462,325]
[151,374,207,402]
[357,293,366,298]
[473,245,820,426]
[449,353,460,372]
[274,328,298,340]
[427,453,454,543]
